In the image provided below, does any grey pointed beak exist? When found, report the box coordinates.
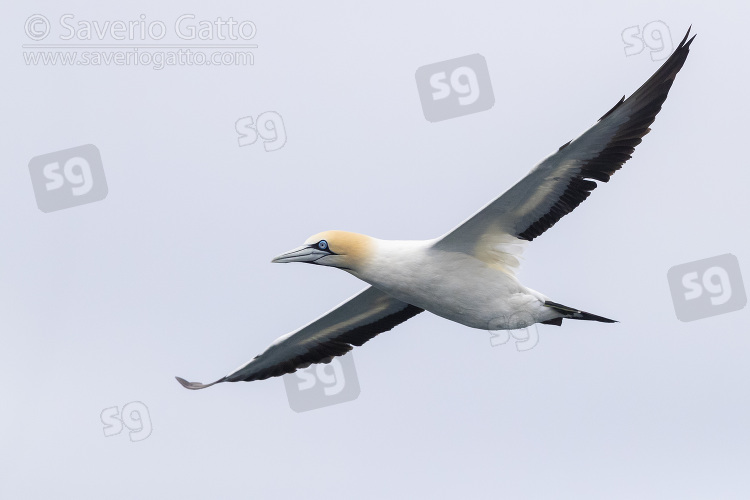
[271,245,329,263]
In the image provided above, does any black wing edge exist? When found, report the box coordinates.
[518,26,695,241]
[175,304,424,390]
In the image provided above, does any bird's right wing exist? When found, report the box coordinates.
[433,28,695,268]
[176,286,423,389]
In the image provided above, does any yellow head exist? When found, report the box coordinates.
[271,230,374,272]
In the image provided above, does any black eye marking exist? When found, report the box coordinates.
[308,240,335,258]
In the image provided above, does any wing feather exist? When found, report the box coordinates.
[176,286,422,389]
[434,27,695,260]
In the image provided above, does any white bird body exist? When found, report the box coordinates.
[176,28,695,390]
[349,238,553,330]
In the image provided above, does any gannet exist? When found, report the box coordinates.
[177,28,695,390]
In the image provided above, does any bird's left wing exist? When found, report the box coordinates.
[433,28,695,265]
[176,286,423,389]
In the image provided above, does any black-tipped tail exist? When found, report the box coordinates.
[175,376,227,390]
[544,301,617,324]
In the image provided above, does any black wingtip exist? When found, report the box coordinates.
[680,25,696,48]
[175,376,225,390]
[600,27,694,124]
[673,27,696,57]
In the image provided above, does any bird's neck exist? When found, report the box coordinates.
[346,238,435,286]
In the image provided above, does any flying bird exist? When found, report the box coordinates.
[177,28,695,390]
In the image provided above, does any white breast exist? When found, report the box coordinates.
[350,239,549,330]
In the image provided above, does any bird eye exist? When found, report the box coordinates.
[318,240,328,250]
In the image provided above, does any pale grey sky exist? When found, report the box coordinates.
[3,1,750,499]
